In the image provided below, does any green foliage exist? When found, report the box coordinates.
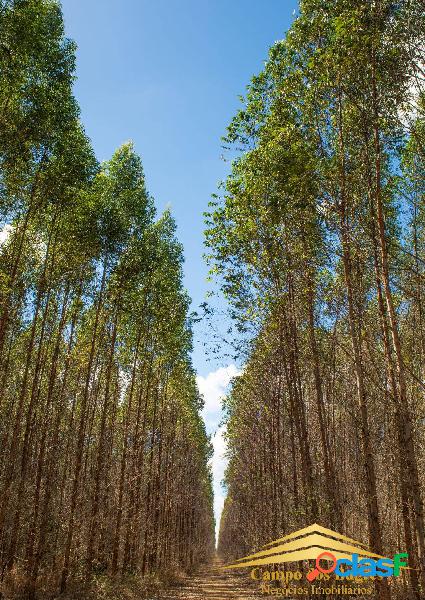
[0,2,214,597]
[211,3,425,598]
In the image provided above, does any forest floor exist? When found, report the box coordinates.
[160,555,263,600]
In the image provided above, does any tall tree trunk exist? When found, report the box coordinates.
[85,306,119,578]
[306,272,342,529]
[337,87,390,600]
[60,257,108,593]
[371,48,425,587]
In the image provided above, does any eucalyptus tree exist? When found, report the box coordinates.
[0,0,83,359]
[0,2,215,598]
[210,1,425,599]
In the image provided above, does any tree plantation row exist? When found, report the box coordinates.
[0,2,215,598]
[208,1,425,599]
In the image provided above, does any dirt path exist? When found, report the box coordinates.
[161,555,263,600]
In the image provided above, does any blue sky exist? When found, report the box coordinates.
[61,0,298,377]
[60,0,298,536]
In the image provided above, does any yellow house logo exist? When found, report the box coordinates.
[223,523,408,581]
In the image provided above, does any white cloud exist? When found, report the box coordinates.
[196,364,240,543]
[197,364,239,434]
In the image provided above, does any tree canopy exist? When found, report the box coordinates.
[0,2,214,598]
[208,2,425,599]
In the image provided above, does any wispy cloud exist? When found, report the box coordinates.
[197,364,239,434]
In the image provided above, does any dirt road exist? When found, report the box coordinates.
[162,556,263,600]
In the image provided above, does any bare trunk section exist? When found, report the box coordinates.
[306,275,342,529]
[60,257,108,593]
[337,88,390,600]
[371,48,425,588]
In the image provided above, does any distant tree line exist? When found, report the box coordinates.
[0,1,214,598]
[207,1,425,599]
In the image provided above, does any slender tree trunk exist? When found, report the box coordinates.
[60,257,108,593]
[371,49,425,587]
[27,286,80,599]
[110,328,142,574]
[337,87,390,600]
[85,306,119,578]
[306,272,342,528]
